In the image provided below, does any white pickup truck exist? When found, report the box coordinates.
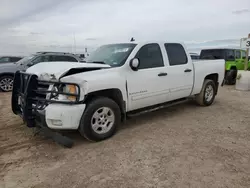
[12,41,225,147]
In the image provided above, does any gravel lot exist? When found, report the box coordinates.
[1,86,250,188]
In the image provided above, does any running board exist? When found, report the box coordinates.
[127,98,189,118]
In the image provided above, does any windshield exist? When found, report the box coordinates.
[86,43,137,67]
[15,55,34,65]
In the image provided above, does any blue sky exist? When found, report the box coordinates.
[0,0,250,55]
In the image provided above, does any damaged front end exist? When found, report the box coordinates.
[11,71,81,148]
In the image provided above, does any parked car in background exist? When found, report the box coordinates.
[0,56,23,64]
[190,53,199,60]
[0,52,81,92]
[12,41,225,147]
[75,53,89,62]
[200,48,250,85]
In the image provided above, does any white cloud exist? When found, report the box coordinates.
[0,0,250,55]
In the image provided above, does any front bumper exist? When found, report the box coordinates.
[44,103,86,129]
[11,71,85,147]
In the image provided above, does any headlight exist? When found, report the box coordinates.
[50,84,79,102]
[63,84,79,101]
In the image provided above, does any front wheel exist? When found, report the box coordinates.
[195,79,216,106]
[79,97,121,141]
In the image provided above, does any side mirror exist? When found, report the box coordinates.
[129,58,140,71]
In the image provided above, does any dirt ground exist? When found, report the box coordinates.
[1,86,250,188]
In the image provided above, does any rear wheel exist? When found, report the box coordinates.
[225,69,237,85]
[195,79,216,106]
[79,97,121,141]
[0,75,14,92]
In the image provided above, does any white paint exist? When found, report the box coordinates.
[27,41,225,130]
[191,59,225,94]
[26,61,110,79]
[235,70,250,91]
[45,103,86,129]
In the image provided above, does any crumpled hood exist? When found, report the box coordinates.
[26,61,110,80]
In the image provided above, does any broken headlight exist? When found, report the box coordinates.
[50,84,79,102]
[63,84,79,101]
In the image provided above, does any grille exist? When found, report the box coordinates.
[12,71,81,127]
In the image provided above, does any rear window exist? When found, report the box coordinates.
[164,43,188,66]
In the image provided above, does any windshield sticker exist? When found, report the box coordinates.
[114,48,130,53]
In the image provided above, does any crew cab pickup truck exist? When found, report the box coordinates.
[12,41,225,147]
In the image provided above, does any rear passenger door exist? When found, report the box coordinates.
[164,43,193,100]
[126,43,170,111]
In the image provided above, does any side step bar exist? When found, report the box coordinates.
[127,98,189,117]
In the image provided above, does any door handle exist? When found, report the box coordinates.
[184,69,192,72]
[158,72,168,76]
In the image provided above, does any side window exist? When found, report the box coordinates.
[32,55,50,64]
[135,43,164,69]
[164,43,187,66]
[43,55,50,62]
[31,56,43,64]
[65,56,78,62]
[51,55,69,62]
[10,57,20,62]
[236,50,241,59]
[0,57,10,62]
[226,50,235,61]
[242,51,246,59]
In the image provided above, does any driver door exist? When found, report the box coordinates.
[126,43,170,111]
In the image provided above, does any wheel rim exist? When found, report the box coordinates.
[0,78,13,91]
[91,107,115,134]
[205,85,214,102]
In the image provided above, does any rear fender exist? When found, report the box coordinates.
[225,62,236,70]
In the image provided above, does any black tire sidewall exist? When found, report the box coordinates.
[203,80,216,106]
[79,97,121,141]
[0,75,14,92]
[226,70,237,85]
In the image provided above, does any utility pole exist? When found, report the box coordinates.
[244,33,250,71]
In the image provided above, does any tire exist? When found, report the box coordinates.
[79,97,121,142]
[195,79,216,106]
[0,75,14,92]
[225,70,237,85]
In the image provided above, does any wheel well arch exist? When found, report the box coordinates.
[204,73,219,94]
[84,88,126,121]
[230,66,237,70]
[0,72,15,78]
